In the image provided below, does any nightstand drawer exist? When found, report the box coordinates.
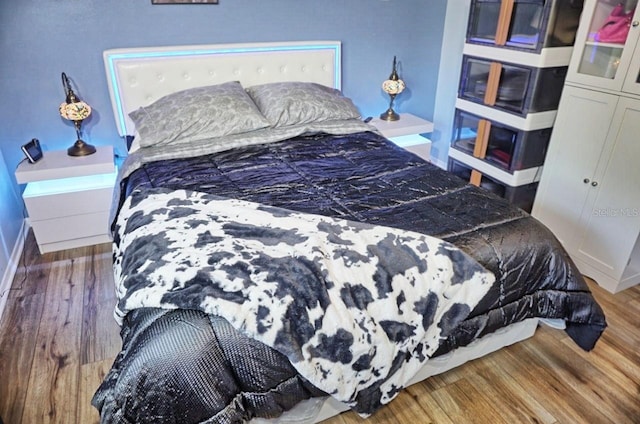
[23,186,114,220]
[30,211,111,244]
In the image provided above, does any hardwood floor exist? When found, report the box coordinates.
[0,230,638,424]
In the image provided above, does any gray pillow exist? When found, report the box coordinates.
[246,82,361,128]
[129,81,270,148]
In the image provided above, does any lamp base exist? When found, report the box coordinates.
[379,108,400,121]
[67,139,96,157]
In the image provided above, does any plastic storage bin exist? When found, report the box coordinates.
[448,158,538,212]
[467,0,584,51]
[451,109,551,172]
[459,55,568,116]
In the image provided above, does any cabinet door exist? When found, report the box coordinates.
[572,97,640,279]
[622,33,640,94]
[531,86,618,247]
[567,0,640,91]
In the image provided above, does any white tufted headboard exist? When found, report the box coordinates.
[103,41,342,136]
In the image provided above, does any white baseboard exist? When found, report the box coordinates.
[0,219,28,322]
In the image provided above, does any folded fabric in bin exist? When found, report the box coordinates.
[595,3,636,44]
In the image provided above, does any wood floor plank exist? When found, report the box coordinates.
[78,358,115,424]
[404,387,455,424]
[415,374,447,392]
[80,244,121,365]
[0,292,45,424]
[463,359,556,424]
[20,250,88,424]
[430,378,510,423]
[532,327,640,423]
[501,341,618,424]
[559,327,640,399]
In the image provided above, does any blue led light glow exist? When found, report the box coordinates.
[389,134,431,148]
[23,169,118,198]
[105,42,342,136]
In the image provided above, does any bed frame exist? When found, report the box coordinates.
[102,41,539,423]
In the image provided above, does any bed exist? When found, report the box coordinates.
[92,41,607,424]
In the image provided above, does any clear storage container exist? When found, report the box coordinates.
[448,159,539,212]
[459,55,568,115]
[451,109,551,172]
[467,0,584,51]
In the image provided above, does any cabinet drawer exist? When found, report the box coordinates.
[24,186,113,220]
[459,55,567,116]
[451,109,550,172]
[448,158,538,212]
[467,0,583,52]
[30,211,111,244]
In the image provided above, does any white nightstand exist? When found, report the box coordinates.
[15,146,117,254]
[370,113,434,161]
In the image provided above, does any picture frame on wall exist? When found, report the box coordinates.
[152,0,218,4]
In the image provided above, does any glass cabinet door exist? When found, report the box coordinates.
[622,33,640,94]
[567,0,640,91]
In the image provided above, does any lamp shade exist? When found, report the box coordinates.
[59,101,92,121]
[382,78,405,95]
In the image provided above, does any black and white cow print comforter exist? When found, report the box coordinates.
[113,187,494,411]
[94,130,607,423]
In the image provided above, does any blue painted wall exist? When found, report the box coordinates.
[0,0,447,261]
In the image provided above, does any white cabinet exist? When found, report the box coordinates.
[15,146,117,254]
[567,0,640,94]
[533,0,640,293]
[532,85,640,293]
